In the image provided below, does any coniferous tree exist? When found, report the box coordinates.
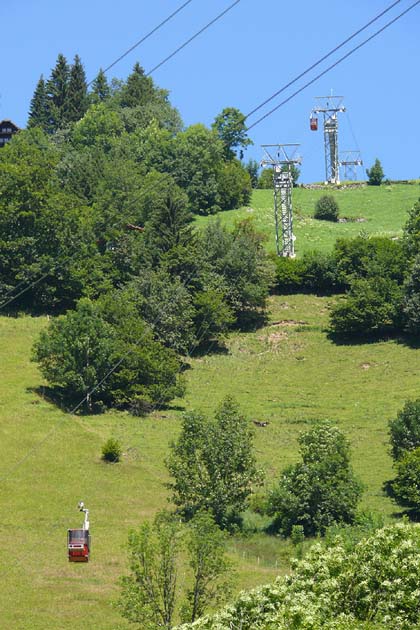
[90,68,110,103]
[27,75,49,131]
[120,61,155,108]
[66,54,88,123]
[45,53,70,132]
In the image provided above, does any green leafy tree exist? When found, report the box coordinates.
[182,511,232,623]
[32,296,185,412]
[167,397,262,527]
[120,62,156,108]
[66,54,88,123]
[119,511,181,630]
[389,398,420,460]
[258,168,273,189]
[118,511,232,629]
[172,124,224,215]
[216,159,252,210]
[366,158,384,186]
[245,159,260,188]
[334,236,406,286]
[389,447,420,514]
[314,194,339,221]
[211,107,252,160]
[403,198,420,259]
[45,53,70,132]
[329,276,403,336]
[267,423,363,536]
[27,75,49,130]
[403,253,420,334]
[89,68,111,103]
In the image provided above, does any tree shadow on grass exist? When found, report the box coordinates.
[27,385,105,416]
[326,329,399,347]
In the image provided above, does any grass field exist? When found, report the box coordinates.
[2,184,420,629]
[195,183,420,254]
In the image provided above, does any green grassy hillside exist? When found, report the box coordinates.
[195,183,420,254]
[2,184,420,629]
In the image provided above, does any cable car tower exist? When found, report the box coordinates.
[310,95,345,184]
[260,144,301,258]
[339,150,363,181]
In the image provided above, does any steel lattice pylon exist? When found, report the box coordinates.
[339,150,363,181]
[312,96,345,184]
[261,144,301,258]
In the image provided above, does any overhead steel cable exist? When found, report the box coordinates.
[146,0,241,76]
[245,0,403,120]
[246,0,420,132]
[87,0,196,85]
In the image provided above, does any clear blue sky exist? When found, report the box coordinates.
[2,0,419,182]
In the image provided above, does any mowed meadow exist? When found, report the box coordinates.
[1,183,420,629]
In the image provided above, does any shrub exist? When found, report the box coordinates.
[314,194,339,221]
[334,236,406,286]
[102,437,122,462]
[389,398,420,460]
[329,277,403,337]
[275,252,339,295]
[389,447,420,513]
[366,158,384,186]
[176,522,420,630]
[267,423,362,536]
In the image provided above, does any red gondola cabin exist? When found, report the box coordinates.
[68,528,90,562]
[310,115,318,131]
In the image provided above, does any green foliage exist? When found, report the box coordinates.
[267,423,363,536]
[172,124,224,215]
[389,448,420,512]
[32,297,185,412]
[27,75,49,129]
[245,159,260,188]
[274,252,340,295]
[199,218,274,327]
[45,53,70,133]
[211,107,252,160]
[334,236,406,286]
[118,511,181,630]
[389,398,420,460]
[182,511,232,623]
[166,397,262,528]
[329,277,403,337]
[89,68,111,103]
[314,194,340,222]
[403,254,420,334]
[119,510,232,629]
[216,159,252,210]
[101,437,122,462]
[366,158,385,186]
[258,168,273,189]
[178,522,420,629]
[403,198,420,259]
[66,54,88,123]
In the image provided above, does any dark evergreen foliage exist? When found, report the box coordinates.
[27,75,49,130]
[90,68,111,103]
[66,54,88,123]
[366,158,385,186]
[45,53,70,132]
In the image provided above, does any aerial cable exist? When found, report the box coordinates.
[146,0,241,77]
[245,0,403,120]
[246,0,420,132]
[87,0,196,85]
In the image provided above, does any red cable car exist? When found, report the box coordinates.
[310,114,318,131]
[68,502,91,562]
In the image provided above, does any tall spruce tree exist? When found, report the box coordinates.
[120,61,156,108]
[66,54,88,123]
[45,53,70,133]
[90,68,111,103]
[27,75,49,131]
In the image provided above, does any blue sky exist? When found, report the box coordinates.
[2,0,419,182]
